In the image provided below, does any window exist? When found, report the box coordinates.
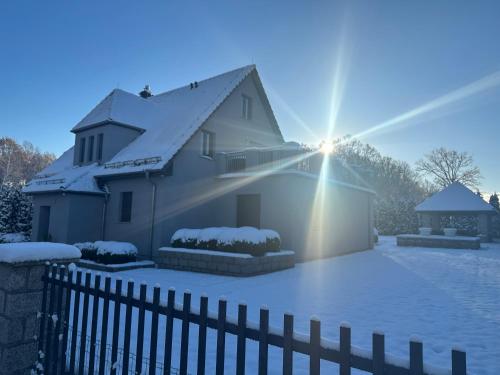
[120,192,133,222]
[201,130,215,158]
[97,133,103,161]
[79,138,86,163]
[88,136,95,162]
[242,95,252,120]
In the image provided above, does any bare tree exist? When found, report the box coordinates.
[416,147,481,189]
[0,137,55,186]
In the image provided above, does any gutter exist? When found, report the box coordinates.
[145,171,157,259]
[101,184,110,240]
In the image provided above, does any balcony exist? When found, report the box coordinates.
[216,145,321,175]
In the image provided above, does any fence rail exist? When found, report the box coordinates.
[36,263,467,375]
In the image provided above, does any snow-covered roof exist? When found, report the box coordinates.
[415,182,496,213]
[27,65,280,193]
[23,147,102,194]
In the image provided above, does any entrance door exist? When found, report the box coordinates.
[38,206,50,241]
[237,194,261,228]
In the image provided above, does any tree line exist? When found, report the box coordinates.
[0,137,55,235]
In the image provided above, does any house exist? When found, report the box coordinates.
[415,181,496,241]
[24,65,374,261]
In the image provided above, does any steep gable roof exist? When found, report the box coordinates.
[415,181,495,212]
[25,65,283,193]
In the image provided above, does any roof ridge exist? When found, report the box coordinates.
[154,65,255,98]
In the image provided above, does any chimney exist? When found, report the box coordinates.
[139,85,153,98]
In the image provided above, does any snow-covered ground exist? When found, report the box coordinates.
[75,236,500,374]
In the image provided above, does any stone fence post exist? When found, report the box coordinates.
[0,243,80,375]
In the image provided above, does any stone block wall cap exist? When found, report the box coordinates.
[0,257,80,267]
[0,242,81,264]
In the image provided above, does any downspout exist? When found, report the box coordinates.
[101,184,110,240]
[145,171,157,260]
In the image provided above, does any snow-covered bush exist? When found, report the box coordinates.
[0,232,29,243]
[74,241,138,264]
[171,227,281,256]
[94,241,138,264]
[73,242,98,261]
[171,229,200,249]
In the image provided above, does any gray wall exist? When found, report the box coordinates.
[211,174,373,261]
[31,193,104,244]
[73,123,142,165]
[102,71,284,258]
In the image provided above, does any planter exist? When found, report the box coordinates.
[443,228,457,237]
[156,247,295,276]
[419,227,432,236]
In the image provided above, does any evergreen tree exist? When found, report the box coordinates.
[489,192,499,210]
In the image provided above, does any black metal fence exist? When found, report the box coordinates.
[36,263,467,375]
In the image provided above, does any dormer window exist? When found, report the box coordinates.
[88,136,95,162]
[242,95,252,120]
[97,133,104,161]
[79,138,86,164]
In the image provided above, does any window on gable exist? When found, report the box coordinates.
[88,136,95,162]
[120,192,133,222]
[242,95,252,120]
[79,137,86,163]
[97,133,104,161]
[201,130,215,158]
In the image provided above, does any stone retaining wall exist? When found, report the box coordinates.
[397,234,480,249]
[0,258,78,375]
[156,247,295,276]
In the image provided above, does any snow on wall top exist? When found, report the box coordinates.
[0,242,81,263]
[415,181,496,212]
[26,65,259,192]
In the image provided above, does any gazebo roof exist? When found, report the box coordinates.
[415,182,496,213]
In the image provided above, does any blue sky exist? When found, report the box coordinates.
[1,1,500,192]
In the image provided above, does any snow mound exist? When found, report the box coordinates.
[0,242,81,263]
[0,232,30,243]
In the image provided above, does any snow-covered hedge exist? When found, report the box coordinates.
[0,232,29,243]
[74,241,138,264]
[171,227,281,256]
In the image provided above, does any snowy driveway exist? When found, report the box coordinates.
[109,236,500,374]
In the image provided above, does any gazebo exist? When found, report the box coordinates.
[415,181,496,242]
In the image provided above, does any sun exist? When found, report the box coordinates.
[320,140,334,154]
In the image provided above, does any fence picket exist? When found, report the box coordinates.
[149,285,161,375]
[110,278,122,375]
[451,349,466,375]
[236,303,247,375]
[88,273,101,375]
[69,271,82,374]
[340,324,351,375]
[122,280,135,375]
[410,340,424,375]
[60,268,74,375]
[78,271,92,375]
[179,291,192,375]
[134,283,147,375]
[98,276,112,375]
[163,288,175,375]
[282,313,294,375]
[197,295,208,375]
[51,265,66,375]
[38,263,50,356]
[45,264,58,371]
[310,318,320,375]
[258,307,269,375]
[216,298,227,375]
[372,332,385,375]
